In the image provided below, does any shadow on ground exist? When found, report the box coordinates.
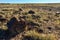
[0,18,19,40]
[0,16,40,40]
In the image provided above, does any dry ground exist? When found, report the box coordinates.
[0,3,60,40]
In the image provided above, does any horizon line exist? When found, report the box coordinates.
[0,3,59,4]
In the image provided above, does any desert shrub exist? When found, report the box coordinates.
[0,17,7,23]
[19,15,28,20]
[28,21,39,27]
[47,27,52,30]
[36,28,44,33]
[0,12,5,15]
[2,9,9,11]
[55,12,60,17]
[43,19,49,22]
[28,10,35,14]
[19,8,23,11]
[13,11,19,14]
[31,14,41,19]
[48,8,52,11]
[23,30,57,40]
[22,12,28,15]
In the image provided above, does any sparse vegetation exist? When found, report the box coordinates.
[23,30,57,40]
[0,4,60,40]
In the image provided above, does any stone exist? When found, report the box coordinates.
[7,17,26,33]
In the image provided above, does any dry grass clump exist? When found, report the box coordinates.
[23,30,57,40]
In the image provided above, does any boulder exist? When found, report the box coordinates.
[7,17,26,33]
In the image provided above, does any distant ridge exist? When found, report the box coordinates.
[0,3,60,4]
